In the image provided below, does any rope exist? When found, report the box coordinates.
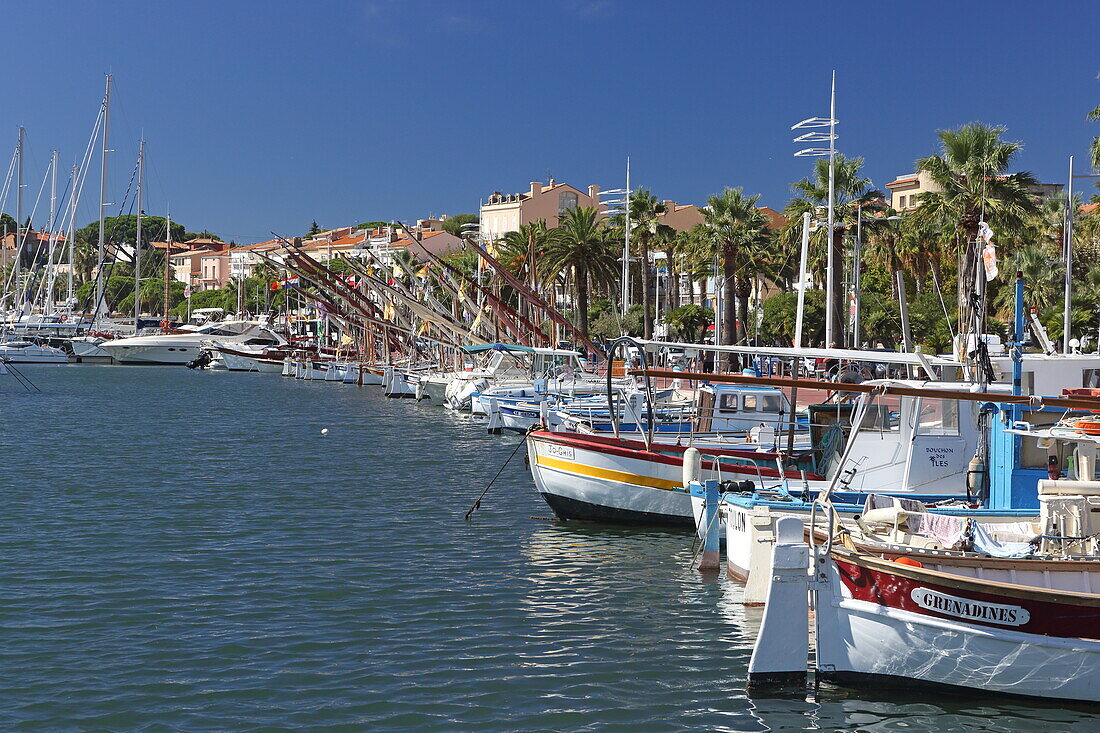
[463,428,532,520]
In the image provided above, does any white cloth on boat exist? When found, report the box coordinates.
[970,521,1034,559]
[979,520,1040,544]
[915,513,966,548]
[863,494,926,514]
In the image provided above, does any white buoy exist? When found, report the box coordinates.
[321,428,329,435]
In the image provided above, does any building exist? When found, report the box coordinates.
[479,179,602,240]
[659,202,704,232]
[887,170,1065,211]
[1,230,66,269]
[167,238,231,290]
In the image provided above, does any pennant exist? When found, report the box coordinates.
[983,244,999,281]
[977,221,994,244]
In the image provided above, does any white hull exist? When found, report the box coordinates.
[526,433,694,525]
[815,555,1100,702]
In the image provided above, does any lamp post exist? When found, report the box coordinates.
[596,185,628,315]
[1064,160,1100,352]
[792,71,839,345]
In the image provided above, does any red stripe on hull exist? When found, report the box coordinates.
[835,558,1100,640]
[530,430,823,481]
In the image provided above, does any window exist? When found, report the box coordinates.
[916,398,960,436]
[718,394,738,411]
[558,191,578,214]
[743,395,759,411]
[761,395,783,413]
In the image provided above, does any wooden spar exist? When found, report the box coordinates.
[337,258,484,345]
[255,248,446,352]
[460,234,605,358]
[394,222,549,347]
[629,368,1100,412]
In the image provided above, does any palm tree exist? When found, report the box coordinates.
[627,188,671,339]
[910,122,1039,327]
[540,206,618,340]
[702,187,769,345]
[780,154,883,344]
[497,220,553,317]
[1089,103,1100,171]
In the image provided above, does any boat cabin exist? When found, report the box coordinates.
[696,384,793,433]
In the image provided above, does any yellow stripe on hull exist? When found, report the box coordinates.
[534,455,682,492]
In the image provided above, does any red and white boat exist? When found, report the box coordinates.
[526,429,821,526]
[750,513,1100,703]
[815,543,1100,702]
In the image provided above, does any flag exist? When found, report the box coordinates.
[270,280,282,291]
[184,285,192,298]
[983,244,999,281]
[977,221,994,244]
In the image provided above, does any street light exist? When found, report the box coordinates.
[792,71,838,346]
[598,171,631,316]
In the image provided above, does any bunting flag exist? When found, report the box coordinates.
[978,221,994,244]
[983,244,999,281]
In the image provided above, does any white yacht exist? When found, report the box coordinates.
[100,321,284,365]
[0,340,69,363]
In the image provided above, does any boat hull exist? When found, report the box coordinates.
[815,550,1100,703]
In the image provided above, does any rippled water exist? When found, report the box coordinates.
[2,365,1098,730]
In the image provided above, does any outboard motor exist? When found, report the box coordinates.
[186,351,213,370]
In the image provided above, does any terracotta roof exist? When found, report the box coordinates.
[757,206,787,230]
[886,175,919,188]
[1081,203,1099,215]
[390,230,450,247]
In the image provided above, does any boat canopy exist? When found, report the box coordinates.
[460,343,582,357]
[461,343,535,354]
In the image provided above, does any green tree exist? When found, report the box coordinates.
[1089,102,1100,171]
[627,187,671,339]
[540,206,618,340]
[307,220,323,237]
[441,213,479,238]
[911,122,1039,326]
[781,154,882,344]
[664,304,713,342]
[702,187,769,345]
[183,230,221,241]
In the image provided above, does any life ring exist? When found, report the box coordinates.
[59,314,68,322]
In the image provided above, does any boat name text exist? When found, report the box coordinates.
[910,587,1030,626]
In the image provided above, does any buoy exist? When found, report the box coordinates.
[321,428,329,435]
[893,556,923,568]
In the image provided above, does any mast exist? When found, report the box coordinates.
[14,125,23,306]
[824,70,837,347]
[621,156,630,316]
[47,150,58,314]
[1064,155,1075,354]
[94,74,112,321]
[66,165,77,306]
[134,139,144,328]
[163,207,171,325]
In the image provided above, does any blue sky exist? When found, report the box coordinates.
[3,0,1097,243]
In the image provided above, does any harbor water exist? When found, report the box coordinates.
[2,365,1098,730]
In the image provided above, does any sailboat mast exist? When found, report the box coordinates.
[163,208,171,325]
[94,74,112,321]
[15,125,23,306]
[66,165,77,306]
[47,150,57,314]
[134,139,144,328]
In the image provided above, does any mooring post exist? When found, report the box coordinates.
[697,478,721,571]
